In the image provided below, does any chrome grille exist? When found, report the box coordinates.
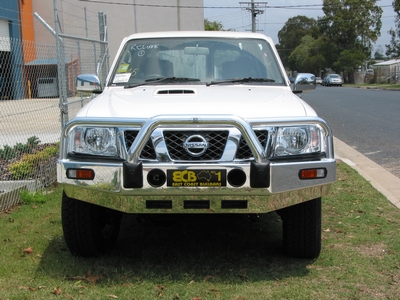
[236,130,268,159]
[124,129,268,161]
[124,131,156,160]
[164,131,229,161]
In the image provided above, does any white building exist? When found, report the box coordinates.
[33,0,205,60]
[373,59,400,83]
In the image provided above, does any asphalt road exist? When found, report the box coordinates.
[301,86,400,179]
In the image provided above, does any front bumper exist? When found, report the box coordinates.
[58,115,336,213]
[58,159,336,213]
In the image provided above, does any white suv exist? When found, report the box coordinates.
[58,31,336,259]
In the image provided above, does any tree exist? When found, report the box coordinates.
[204,19,225,31]
[276,16,319,67]
[317,0,382,81]
[288,35,329,75]
[385,0,400,58]
[333,49,366,82]
[374,46,385,60]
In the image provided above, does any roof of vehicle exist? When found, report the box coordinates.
[121,31,274,44]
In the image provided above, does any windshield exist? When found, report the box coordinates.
[109,37,286,87]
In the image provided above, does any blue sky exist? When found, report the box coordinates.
[203,0,398,54]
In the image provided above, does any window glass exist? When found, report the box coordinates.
[110,37,285,86]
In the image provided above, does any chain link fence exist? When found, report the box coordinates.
[1,4,108,211]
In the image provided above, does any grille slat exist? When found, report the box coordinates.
[124,131,157,160]
[235,130,268,159]
[124,129,268,161]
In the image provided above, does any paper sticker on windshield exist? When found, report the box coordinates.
[113,73,131,83]
[117,63,130,73]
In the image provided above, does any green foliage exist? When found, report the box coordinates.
[0,136,41,160]
[279,1,383,79]
[6,142,59,180]
[395,0,400,12]
[288,35,327,74]
[19,190,48,204]
[204,18,234,31]
[21,145,59,165]
[12,136,40,153]
[8,161,34,179]
[373,49,385,60]
[13,142,31,153]
[204,18,224,31]
[27,136,41,148]
[385,27,400,58]
[0,145,16,160]
[320,0,382,52]
[317,0,382,76]
[41,145,59,156]
[387,0,400,57]
[276,16,319,67]
[333,49,366,76]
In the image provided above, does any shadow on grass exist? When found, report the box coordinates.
[37,213,313,284]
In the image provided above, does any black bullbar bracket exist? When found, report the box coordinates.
[123,161,143,188]
[250,160,270,188]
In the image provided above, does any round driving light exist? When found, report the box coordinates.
[147,169,166,187]
[228,169,246,187]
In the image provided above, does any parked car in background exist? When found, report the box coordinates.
[315,77,322,84]
[365,69,374,75]
[323,74,343,87]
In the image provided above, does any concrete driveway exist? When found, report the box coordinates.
[0,97,89,147]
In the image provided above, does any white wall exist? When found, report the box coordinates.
[32,0,204,61]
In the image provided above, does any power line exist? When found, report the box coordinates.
[239,1,268,32]
[76,0,394,13]
[75,0,347,10]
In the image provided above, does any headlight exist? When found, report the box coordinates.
[274,125,323,156]
[68,127,117,156]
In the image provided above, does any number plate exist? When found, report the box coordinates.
[167,169,226,187]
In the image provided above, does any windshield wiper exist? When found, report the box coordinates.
[206,77,275,87]
[124,77,200,89]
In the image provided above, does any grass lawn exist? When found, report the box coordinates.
[0,161,399,299]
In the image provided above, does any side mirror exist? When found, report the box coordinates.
[291,73,316,94]
[76,74,102,94]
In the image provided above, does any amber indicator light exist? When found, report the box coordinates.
[67,169,95,180]
[299,168,326,180]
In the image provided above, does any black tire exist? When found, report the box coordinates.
[62,191,122,257]
[279,198,321,258]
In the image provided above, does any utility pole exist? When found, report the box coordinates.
[239,0,268,32]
